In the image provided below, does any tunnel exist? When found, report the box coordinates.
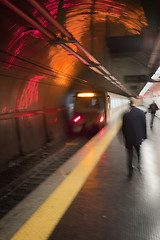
[1,1,160,240]
[0,0,160,169]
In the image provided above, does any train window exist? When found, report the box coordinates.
[75,97,104,111]
[91,99,97,106]
[69,96,75,105]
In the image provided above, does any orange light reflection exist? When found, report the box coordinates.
[48,0,147,87]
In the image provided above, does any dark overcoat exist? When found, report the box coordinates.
[122,106,147,148]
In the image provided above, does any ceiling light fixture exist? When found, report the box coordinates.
[151,66,160,80]
[139,82,153,96]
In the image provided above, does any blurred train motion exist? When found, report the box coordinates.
[68,91,129,134]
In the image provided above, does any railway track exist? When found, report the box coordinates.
[0,136,91,219]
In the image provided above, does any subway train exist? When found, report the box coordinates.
[70,91,129,133]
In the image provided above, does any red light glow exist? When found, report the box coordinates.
[54,117,58,122]
[100,128,105,137]
[6,26,44,68]
[2,106,7,113]
[73,115,81,123]
[17,75,46,110]
[99,116,105,123]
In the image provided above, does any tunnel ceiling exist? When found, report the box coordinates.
[0,0,160,99]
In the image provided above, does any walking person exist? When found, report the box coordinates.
[148,100,158,129]
[122,99,147,177]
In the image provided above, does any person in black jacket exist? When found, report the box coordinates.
[122,99,147,177]
[148,100,158,129]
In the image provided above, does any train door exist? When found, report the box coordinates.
[106,94,111,124]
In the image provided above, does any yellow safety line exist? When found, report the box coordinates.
[11,120,122,240]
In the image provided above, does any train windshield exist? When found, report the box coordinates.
[75,97,104,112]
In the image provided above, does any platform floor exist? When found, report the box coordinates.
[0,112,160,240]
[49,114,160,240]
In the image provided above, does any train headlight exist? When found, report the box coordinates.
[77,92,95,97]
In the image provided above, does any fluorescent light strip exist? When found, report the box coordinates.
[110,76,117,81]
[99,66,111,75]
[104,76,110,81]
[89,66,104,75]
[151,66,160,80]
[151,74,159,80]
[139,82,153,96]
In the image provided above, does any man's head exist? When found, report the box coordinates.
[129,98,136,107]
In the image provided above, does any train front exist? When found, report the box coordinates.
[72,92,106,134]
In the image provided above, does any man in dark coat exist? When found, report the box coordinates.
[148,100,158,129]
[122,99,147,177]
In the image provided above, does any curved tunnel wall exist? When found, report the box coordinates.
[0,0,147,168]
